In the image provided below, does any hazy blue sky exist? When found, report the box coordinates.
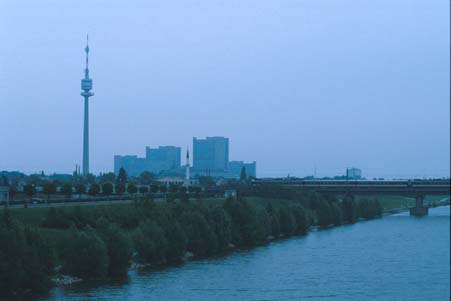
[0,0,449,179]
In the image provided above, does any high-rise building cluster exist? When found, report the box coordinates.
[114,136,256,179]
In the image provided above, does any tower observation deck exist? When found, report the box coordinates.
[81,35,94,176]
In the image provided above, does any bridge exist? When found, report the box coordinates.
[252,179,450,216]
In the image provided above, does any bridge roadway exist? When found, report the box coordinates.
[252,179,450,196]
[253,179,450,215]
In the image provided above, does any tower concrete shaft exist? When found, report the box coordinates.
[83,96,89,175]
[81,35,94,176]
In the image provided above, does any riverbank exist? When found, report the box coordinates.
[0,193,383,298]
[41,205,450,301]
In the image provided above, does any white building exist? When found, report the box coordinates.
[346,168,362,179]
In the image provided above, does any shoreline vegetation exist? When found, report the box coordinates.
[0,185,414,298]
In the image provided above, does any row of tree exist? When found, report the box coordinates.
[19,182,203,200]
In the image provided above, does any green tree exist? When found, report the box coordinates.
[181,211,218,256]
[62,227,108,279]
[207,206,232,250]
[169,184,179,193]
[342,195,357,223]
[99,172,116,184]
[42,181,56,202]
[85,174,96,185]
[96,218,132,277]
[102,182,114,195]
[139,171,154,185]
[117,168,128,184]
[134,221,168,264]
[0,221,55,297]
[225,199,266,246]
[127,184,138,194]
[23,184,36,204]
[198,176,215,187]
[75,183,86,196]
[115,183,125,194]
[163,221,187,262]
[159,185,167,193]
[8,184,18,203]
[373,199,383,216]
[88,184,101,196]
[316,200,332,227]
[240,166,247,181]
[289,205,309,234]
[41,208,72,229]
[139,186,149,194]
[150,184,159,193]
[278,206,296,236]
[266,203,280,238]
[330,202,343,226]
[60,183,73,197]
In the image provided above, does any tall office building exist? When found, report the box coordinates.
[114,155,150,177]
[114,146,181,176]
[81,36,94,176]
[193,137,229,171]
[228,161,257,178]
[146,146,181,171]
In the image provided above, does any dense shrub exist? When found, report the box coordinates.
[96,218,133,276]
[206,206,232,251]
[316,200,333,227]
[134,220,168,264]
[290,205,310,234]
[181,211,218,256]
[278,206,296,236]
[357,198,383,219]
[41,207,72,229]
[163,221,187,262]
[225,199,267,246]
[1,186,386,297]
[0,214,54,297]
[342,196,358,223]
[62,227,108,279]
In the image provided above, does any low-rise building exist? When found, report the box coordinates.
[346,168,362,180]
[0,186,9,203]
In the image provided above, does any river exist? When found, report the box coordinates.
[41,206,450,301]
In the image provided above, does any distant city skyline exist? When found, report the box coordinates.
[0,0,449,179]
[114,136,257,179]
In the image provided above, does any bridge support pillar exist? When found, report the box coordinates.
[409,195,428,216]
